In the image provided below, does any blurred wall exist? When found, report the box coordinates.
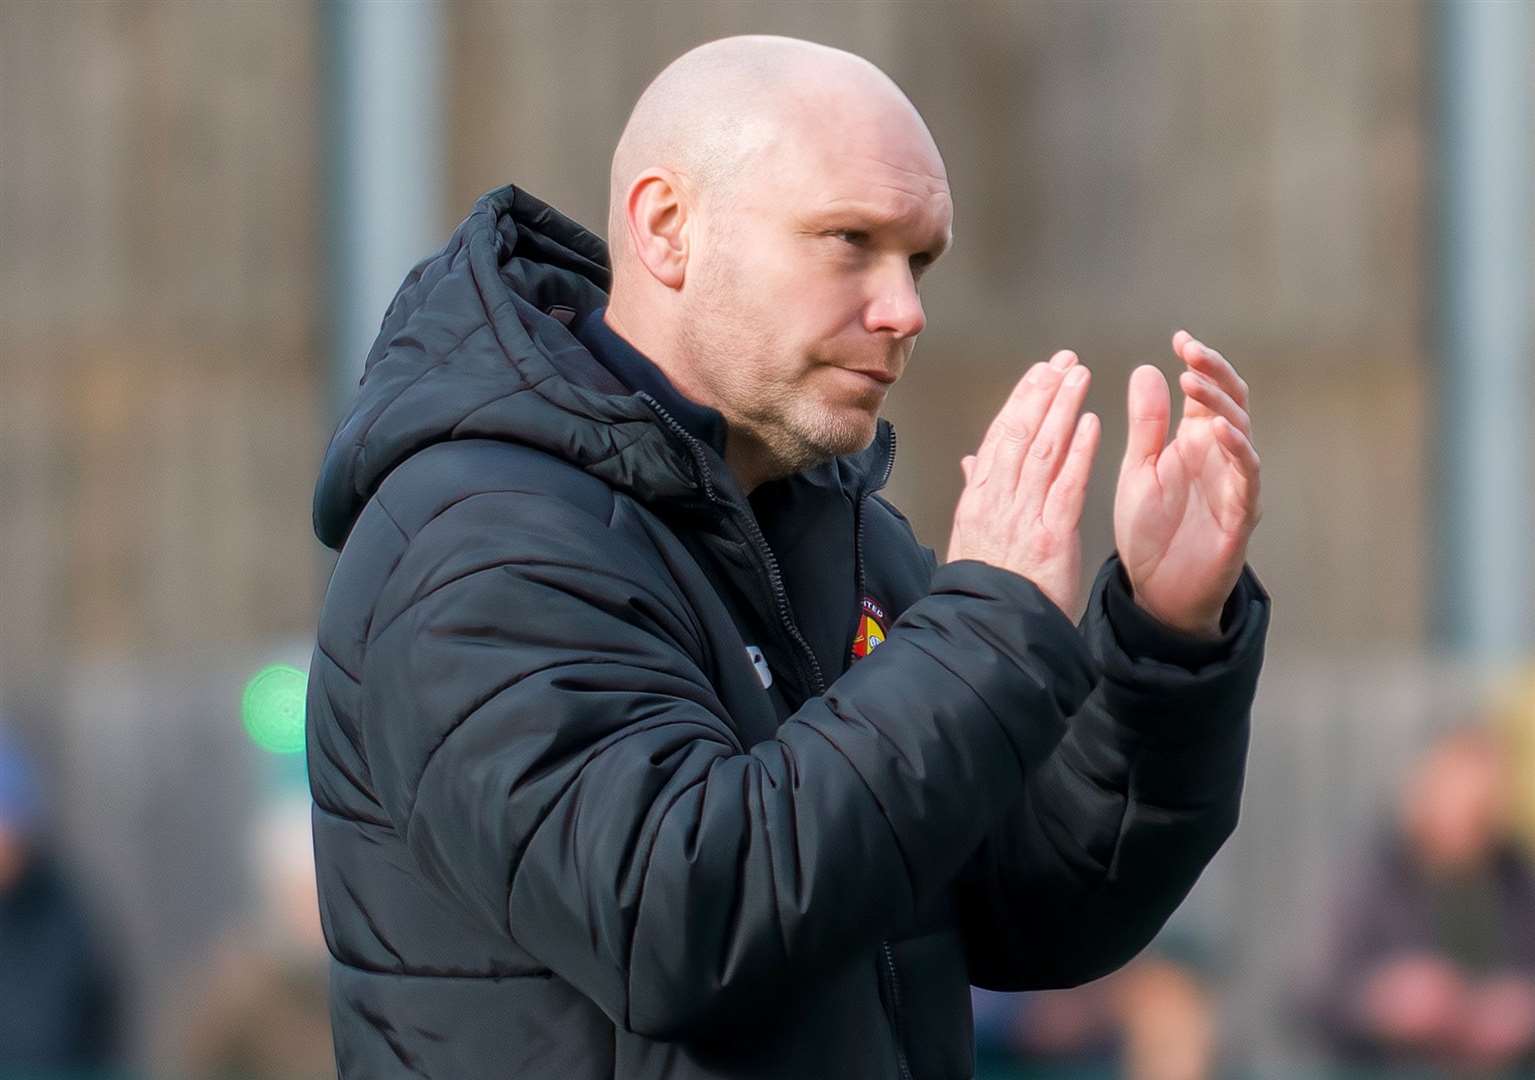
[0,0,324,1062]
[0,1,324,697]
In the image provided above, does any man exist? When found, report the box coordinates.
[1309,728,1535,1070]
[0,732,121,1072]
[308,35,1267,1079]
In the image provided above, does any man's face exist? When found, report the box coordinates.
[1403,737,1509,873]
[677,101,952,474]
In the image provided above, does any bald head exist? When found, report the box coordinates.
[607,36,941,274]
[601,35,952,493]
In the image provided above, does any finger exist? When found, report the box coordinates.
[1047,348,1077,373]
[961,455,975,483]
[1213,415,1262,482]
[1123,365,1170,473]
[1179,369,1253,437]
[1020,363,1092,504]
[973,355,1072,485]
[1175,331,1248,408]
[1213,416,1262,516]
[1042,411,1101,532]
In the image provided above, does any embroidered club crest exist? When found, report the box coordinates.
[851,596,888,660]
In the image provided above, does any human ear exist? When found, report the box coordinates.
[624,169,689,290]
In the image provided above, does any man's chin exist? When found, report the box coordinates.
[749,403,880,476]
[801,411,879,461]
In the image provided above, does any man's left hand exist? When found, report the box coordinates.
[1114,331,1261,639]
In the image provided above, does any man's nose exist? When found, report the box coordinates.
[864,266,926,339]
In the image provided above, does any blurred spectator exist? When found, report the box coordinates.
[0,730,122,1074]
[972,939,1217,1080]
[1118,952,1218,1080]
[973,976,1121,1077]
[162,792,331,1080]
[1306,727,1535,1073]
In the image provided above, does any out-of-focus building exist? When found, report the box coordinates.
[0,1,1529,1073]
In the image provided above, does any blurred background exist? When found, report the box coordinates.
[1,0,1533,1077]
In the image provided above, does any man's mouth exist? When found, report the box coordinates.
[845,367,898,385]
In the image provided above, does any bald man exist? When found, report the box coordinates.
[309,36,1268,1079]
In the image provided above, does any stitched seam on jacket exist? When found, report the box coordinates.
[900,635,1037,781]
[360,497,410,650]
[401,656,624,831]
[363,475,613,643]
[350,360,447,498]
[311,788,389,829]
[407,478,607,543]
[494,716,732,1018]
[445,366,557,435]
[352,295,520,492]
[315,639,361,686]
[355,1001,430,1076]
[368,550,646,647]
[1101,742,1141,882]
[310,645,378,803]
[337,874,407,967]
[798,722,919,902]
[753,762,791,962]
[329,952,554,980]
[408,673,729,890]
[618,767,716,1032]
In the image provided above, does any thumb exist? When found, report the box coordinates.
[1123,365,1170,474]
[961,454,976,483]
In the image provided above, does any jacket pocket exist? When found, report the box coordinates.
[885,927,975,1080]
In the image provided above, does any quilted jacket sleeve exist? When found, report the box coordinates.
[955,555,1269,990]
[359,486,1098,1040]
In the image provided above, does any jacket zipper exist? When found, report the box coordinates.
[851,427,912,1080]
[880,942,916,1080]
[644,399,911,1079]
[637,395,823,695]
[853,425,898,606]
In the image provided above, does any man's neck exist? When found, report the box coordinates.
[722,433,788,497]
[601,306,779,495]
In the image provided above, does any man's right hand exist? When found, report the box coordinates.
[946,350,1100,619]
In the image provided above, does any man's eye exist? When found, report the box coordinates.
[833,230,869,246]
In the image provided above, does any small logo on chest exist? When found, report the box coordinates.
[745,645,773,689]
[851,596,888,660]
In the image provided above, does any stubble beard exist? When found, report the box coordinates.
[679,326,879,478]
[678,266,879,481]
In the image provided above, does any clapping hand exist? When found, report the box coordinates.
[1113,332,1261,638]
[947,350,1100,619]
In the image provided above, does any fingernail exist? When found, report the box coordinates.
[1049,351,1076,371]
[1066,366,1088,386]
[1026,362,1048,384]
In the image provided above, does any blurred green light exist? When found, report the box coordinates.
[242,664,307,754]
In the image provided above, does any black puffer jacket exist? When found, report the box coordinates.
[307,184,1269,1079]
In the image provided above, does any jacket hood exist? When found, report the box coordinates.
[313,184,891,550]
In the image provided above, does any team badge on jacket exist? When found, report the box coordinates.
[851,596,888,660]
